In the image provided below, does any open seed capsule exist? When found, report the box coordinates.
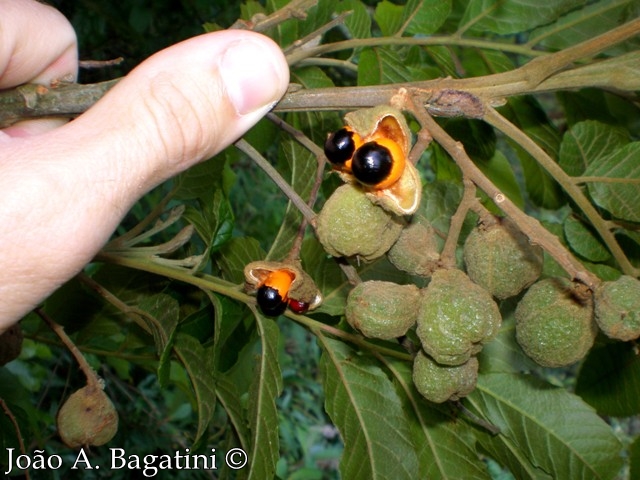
[327,106,422,215]
[244,260,322,316]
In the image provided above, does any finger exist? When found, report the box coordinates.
[0,30,289,327]
[0,0,78,135]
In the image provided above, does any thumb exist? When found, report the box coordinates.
[0,30,289,325]
[65,29,290,191]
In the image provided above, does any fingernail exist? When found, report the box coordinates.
[220,40,286,116]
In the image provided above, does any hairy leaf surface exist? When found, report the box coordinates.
[319,336,419,479]
[467,373,624,480]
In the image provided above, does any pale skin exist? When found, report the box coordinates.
[0,0,290,331]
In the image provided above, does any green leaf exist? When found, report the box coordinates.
[298,0,338,38]
[575,342,640,417]
[374,1,404,36]
[404,0,452,35]
[216,373,251,453]
[174,156,229,200]
[247,314,283,480]
[358,47,415,86]
[559,120,630,176]
[419,180,465,235]
[462,48,515,76]
[301,237,349,316]
[431,142,463,183]
[459,0,585,36]
[476,150,525,211]
[503,97,564,209]
[630,435,640,480]
[240,0,266,21]
[183,189,234,254]
[528,0,636,53]
[563,215,611,262]
[384,358,491,479]
[319,336,420,479]
[337,0,371,39]
[136,292,180,355]
[421,45,460,79]
[267,138,317,261]
[174,333,217,446]
[216,237,266,284]
[217,328,263,455]
[584,142,640,222]
[467,373,624,480]
[210,293,247,369]
[444,118,497,162]
[478,310,538,374]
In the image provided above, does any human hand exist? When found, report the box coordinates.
[0,0,289,330]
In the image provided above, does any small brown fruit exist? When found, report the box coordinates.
[412,350,478,403]
[57,384,119,448]
[416,269,501,365]
[317,183,404,261]
[594,275,640,341]
[346,281,421,339]
[463,217,543,299]
[0,324,23,366]
[515,278,596,368]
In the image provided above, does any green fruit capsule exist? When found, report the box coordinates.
[57,385,119,448]
[412,351,478,403]
[317,183,404,262]
[387,221,440,277]
[416,269,501,366]
[515,278,596,368]
[463,217,543,299]
[594,275,640,341]
[346,280,421,339]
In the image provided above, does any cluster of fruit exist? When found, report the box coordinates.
[240,105,640,402]
[313,106,640,403]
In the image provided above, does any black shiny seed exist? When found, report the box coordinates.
[324,128,357,166]
[351,142,393,186]
[257,285,287,316]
